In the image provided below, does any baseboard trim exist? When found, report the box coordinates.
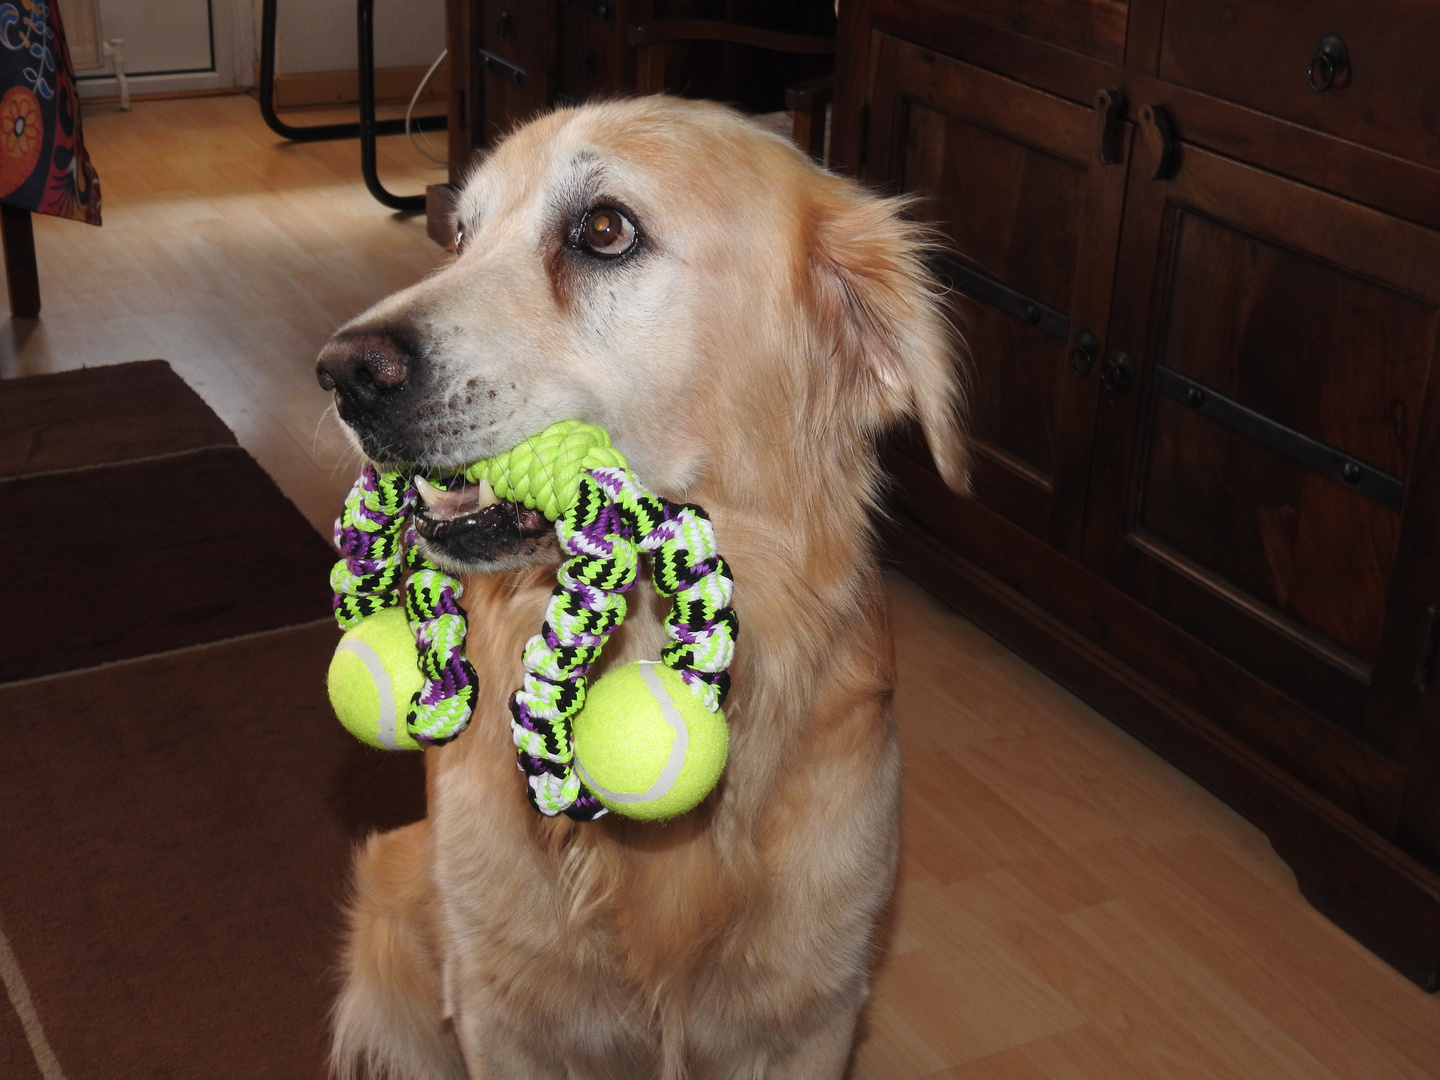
[881,514,1440,991]
[251,61,449,110]
[83,87,249,107]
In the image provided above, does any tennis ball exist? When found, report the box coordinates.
[328,606,424,751]
[572,660,728,820]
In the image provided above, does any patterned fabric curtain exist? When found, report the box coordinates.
[0,0,101,224]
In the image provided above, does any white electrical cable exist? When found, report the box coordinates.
[406,48,449,165]
[102,38,130,111]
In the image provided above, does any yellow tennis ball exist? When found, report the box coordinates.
[572,660,728,820]
[327,606,424,751]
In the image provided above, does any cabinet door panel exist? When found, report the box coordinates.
[1138,401,1400,667]
[479,0,552,137]
[906,105,1085,315]
[1158,211,1432,479]
[1090,136,1440,776]
[866,34,1128,554]
[555,2,624,105]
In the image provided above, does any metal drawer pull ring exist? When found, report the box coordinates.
[1309,33,1349,92]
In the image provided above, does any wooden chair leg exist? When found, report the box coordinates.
[1,205,40,318]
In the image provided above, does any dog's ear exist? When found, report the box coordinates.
[804,184,970,493]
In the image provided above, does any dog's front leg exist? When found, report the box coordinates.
[758,997,866,1080]
[451,992,571,1080]
[332,821,466,1080]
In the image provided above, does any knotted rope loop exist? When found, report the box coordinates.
[331,465,476,745]
[331,463,414,629]
[509,466,738,820]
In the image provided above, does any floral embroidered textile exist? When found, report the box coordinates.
[0,0,100,224]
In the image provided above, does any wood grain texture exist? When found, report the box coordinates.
[1159,0,1440,173]
[885,442,1409,835]
[846,5,1440,236]
[866,37,1125,558]
[873,0,1128,65]
[477,0,554,139]
[853,1,1440,975]
[1090,135,1440,784]
[866,571,1440,1075]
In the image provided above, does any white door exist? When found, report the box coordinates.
[71,0,254,98]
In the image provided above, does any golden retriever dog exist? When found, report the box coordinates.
[315,96,966,1080]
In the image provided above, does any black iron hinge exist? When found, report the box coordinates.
[478,49,526,88]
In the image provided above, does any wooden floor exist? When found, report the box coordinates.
[0,94,448,535]
[4,95,1438,1078]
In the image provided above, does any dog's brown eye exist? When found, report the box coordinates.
[580,207,636,258]
[452,226,465,255]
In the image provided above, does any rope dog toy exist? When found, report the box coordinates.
[326,421,738,821]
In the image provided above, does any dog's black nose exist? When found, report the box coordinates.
[316,331,414,411]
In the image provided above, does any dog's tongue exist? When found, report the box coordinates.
[415,475,502,523]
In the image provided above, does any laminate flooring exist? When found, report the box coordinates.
[3,94,1437,1078]
[0,94,446,534]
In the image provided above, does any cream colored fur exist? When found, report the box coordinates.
[328,96,967,1080]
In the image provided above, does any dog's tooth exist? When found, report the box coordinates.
[415,476,447,509]
[474,478,500,509]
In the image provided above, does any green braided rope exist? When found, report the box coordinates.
[464,420,628,518]
[329,421,737,820]
[330,423,625,749]
[331,468,412,629]
[332,465,476,745]
[402,538,478,743]
[512,462,736,817]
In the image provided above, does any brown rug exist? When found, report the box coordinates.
[0,362,425,1079]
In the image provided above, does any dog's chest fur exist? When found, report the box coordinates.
[425,562,900,1075]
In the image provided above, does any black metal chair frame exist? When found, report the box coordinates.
[258,0,447,211]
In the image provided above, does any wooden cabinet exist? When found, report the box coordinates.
[441,0,836,189]
[835,0,1440,988]
[475,0,554,138]
[1095,139,1440,812]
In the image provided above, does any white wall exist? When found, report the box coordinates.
[89,0,213,74]
[274,0,445,75]
[76,0,255,98]
[72,0,444,99]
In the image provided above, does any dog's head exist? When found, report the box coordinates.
[318,97,966,573]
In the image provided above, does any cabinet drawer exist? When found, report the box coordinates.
[1160,0,1440,170]
[874,0,1127,64]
